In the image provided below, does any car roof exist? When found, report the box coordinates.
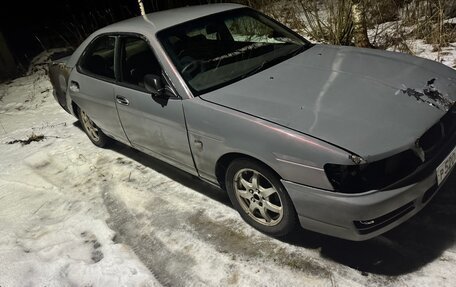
[66,4,246,74]
[96,3,246,34]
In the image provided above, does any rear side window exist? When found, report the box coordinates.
[79,36,116,80]
[119,36,161,88]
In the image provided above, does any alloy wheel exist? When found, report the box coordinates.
[80,110,100,142]
[233,168,284,226]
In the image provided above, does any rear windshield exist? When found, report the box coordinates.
[157,8,310,95]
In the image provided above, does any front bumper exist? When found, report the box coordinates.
[283,163,454,241]
[284,112,456,241]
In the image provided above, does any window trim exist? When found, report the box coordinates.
[117,33,157,93]
[76,33,119,84]
[156,7,312,97]
[77,32,181,99]
[115,32,180,99]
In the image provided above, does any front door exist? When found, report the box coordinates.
[114,35,195,174]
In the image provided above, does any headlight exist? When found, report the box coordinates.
[324,150,422,193]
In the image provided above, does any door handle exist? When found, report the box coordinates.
[115,95,130,106]
[69,81,80,92]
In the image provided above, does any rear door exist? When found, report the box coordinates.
[114,35,196,174]
[68,35,128,143]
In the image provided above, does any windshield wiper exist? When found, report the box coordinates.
[238,44,310,81]
[239,60,268,80]
[290,43,311,56]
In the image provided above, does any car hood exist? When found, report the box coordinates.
[201,44,456,159]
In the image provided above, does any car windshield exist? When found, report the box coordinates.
[157,8,311,95]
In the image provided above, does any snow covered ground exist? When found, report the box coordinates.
[367,20,456,69]
[0,48,456,286]
[0,68,160,286]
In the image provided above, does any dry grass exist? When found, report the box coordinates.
[6,133,45,146]
[239,0,456,51]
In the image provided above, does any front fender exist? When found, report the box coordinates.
[183,98,354,190]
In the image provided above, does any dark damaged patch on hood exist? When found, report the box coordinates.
[398,78,455,112]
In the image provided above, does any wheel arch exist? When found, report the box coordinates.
[219,152,299,237]
[215,152,282,190]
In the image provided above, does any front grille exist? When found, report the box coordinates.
[442,104,456,132]
[419,123,444,155]
[326,106,456,193]
[421,104,456,160]
[354,201,415,234]
[385,104,456,190]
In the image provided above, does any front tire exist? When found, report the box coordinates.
[78,108,109,147]
[225,159,298,237]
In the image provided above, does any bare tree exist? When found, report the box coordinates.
[351,0,373,47]
[137,0,146,16]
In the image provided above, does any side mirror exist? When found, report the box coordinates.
[144,74,164,96]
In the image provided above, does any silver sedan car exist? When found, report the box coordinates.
[49,4,456,241]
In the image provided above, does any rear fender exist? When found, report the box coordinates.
[48,57,72,113]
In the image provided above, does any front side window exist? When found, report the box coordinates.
[119,36,162,88]
[157,8,310,95]
[79,36,116,80]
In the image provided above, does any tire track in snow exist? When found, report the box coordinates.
[101,184,208,287]
[101,184,339,287]
[18,134,456,287]
[94,155,346,287]
[0,151,159,286]
[94,146,456,286]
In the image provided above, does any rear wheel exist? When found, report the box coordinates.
[79,108,109,147]
[225,159,297,237]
